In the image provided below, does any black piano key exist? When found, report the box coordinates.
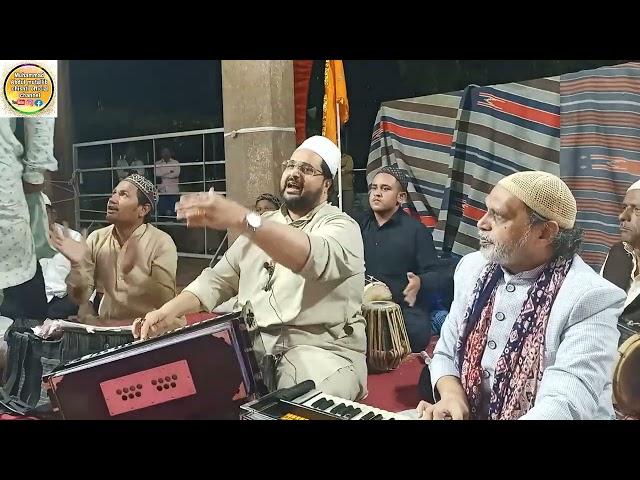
[323,400,335,409]
[336,404,350,415]
[360,412,376,420]
[343,407,359,419]
[330,403,346,414]
[371,414,384,420]
[351,408,362,417]
[341,405,354,415]
[312,398,326,408]
[336,404,351,416]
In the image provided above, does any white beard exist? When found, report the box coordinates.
[479,229,531,265]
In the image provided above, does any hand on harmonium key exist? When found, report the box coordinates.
[131,318,144,339]
[175,187,249,231]
[133,311,164,340]
[134,310,187,341]
[416,397,467,420]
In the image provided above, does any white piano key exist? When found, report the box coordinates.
[298,391,411,420]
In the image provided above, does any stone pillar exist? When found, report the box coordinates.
[221,61,296,242]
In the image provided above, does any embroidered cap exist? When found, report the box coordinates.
[123,173,159,211]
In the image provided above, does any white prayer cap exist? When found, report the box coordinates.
[627,180,640,192]
[295,136,340,176]
[42,193,52,206]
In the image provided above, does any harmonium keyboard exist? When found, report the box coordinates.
[240,380,411,420]
[42,304,271,420]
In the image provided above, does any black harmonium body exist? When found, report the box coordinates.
[43,305,267,420]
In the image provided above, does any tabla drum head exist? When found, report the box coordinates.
[363,282,392,303]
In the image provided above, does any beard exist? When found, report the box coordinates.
[280,174,324,214]
[478,228,531,265]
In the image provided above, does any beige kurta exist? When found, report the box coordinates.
[67,223,177,321]
[184,202,368,400]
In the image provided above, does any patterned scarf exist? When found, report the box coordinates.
[454,256,573,420]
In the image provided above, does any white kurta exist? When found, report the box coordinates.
[0,118,57,291]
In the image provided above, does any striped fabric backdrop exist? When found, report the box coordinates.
[367,78,561,255]
[367,63,639,267]
[559,62,640,270]
[447,79,561,256]
[366,92,463,249]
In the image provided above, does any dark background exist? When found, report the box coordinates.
[70,60,624,192]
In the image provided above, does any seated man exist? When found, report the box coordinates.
[359,166,444,352]
[136,136,368,401]
[415,171,625,420]
[49,174,178,326]
[39,193,82,319]
[601,179,640,338]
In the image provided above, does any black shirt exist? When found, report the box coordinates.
[359,208,442,310]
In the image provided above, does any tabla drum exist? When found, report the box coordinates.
[362,301,411,372]
[363,282,392,304]
[613,333,640,419]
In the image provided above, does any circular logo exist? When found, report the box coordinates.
[3,63,54,115]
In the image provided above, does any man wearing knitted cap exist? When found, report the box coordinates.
[601,179,640,341]
[137,135,368,401]
[49,174,178,326]
[414,170,626,420]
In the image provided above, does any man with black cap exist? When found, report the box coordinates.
[414,171,625,420]
[359,165,442,352]
[49,174,178,325]
[136,136,368,401]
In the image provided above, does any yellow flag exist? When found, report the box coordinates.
[322,60,349,145]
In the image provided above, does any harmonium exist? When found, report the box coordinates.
[240,380,411,420]
[42,304,271,420]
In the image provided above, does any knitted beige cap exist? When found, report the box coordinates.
[496,171,576,229]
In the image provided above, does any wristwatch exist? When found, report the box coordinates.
[245,211,262,233]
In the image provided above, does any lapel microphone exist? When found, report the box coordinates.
[263,261,275,291]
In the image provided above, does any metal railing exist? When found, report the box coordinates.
[73,128,226,260]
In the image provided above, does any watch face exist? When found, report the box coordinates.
[248,212,261,228]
